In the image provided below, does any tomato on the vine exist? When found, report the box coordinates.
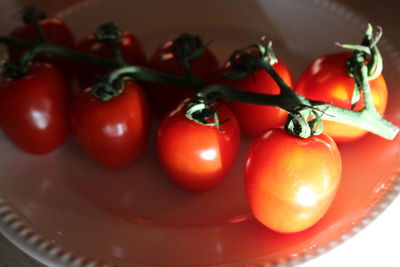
[295,52,388,143]
[0,63,71,155]
[219,52,294,138]
[157,100,240,192]
[146,35,219,118]
[8,17,76,75]
[70,81,149,168]
[76,28,147,88]
[245,128,342,233]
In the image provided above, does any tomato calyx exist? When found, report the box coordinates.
[285,105,325,138]
[95,22,124,43]
[93,22,126,67]
[221,41,278,80]
[3,7,50,77]
[171,33,206,61]
[2,62,27,79]
[185,97,228,132]
[336,24,383,109]
[21,6,47,24]
[91,74,133,101]
[171,33,208,75]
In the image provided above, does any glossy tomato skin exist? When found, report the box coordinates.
[76,31,147,88]
[8,18,76,75]
[295,52,388,143]
[146,41,219,118]
[219,59,294,138]
[71,81,149,168]
[0,63,71,155]
[245,128,342,233]
[157,100,240,192]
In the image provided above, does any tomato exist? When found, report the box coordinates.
[157,100,240,192]
[8,17,76,76]
[245,128,342,233]
[219,53,294,138]
[146,36,219,118]
[0,63,71,155]
[76,29,146,88]
[295,52,388,143]
[70,81,149,168]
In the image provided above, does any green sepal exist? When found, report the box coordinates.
[185,98,228,132]
[223,40,278,81]
[91,75,130,101]
[95,22,124,43]
[2,62,26,79]
[171,33,206,61]
[285,106,324,139]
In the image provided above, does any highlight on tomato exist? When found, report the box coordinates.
[146,33,219,118]
[219,43,294,138]
[245,128,342,233]
[0,62,71,155]
[295,51,388,143]
[157,98,240,192]
[70,80,149,168]
[76,23,147,88]
[8,7,76,76]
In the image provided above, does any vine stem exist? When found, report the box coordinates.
[16,40,121,69]
[0,36,398,140]
[0,37,37,48]
[197,85,398,140]
[33,20,46,41]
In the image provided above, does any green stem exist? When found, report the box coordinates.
[313,102,398,140]
[110,42,126,66]
[355,60,378,113]
[18,41,121,69]
[0,37,37,48]
[106,65,207,89]
[33,20,46,41]
[197,84,398,140]
[197,84,294,109]
[0,35,398,140]
[258,59,308,104]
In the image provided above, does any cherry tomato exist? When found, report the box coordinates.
[0,63,71,155]
[70,81,149,168]
[146,37,219,118]
[219,54,294,138]
[76,30,146,88]
[245,128,342,233]
[295,52,388,143]
[8,17,76,76]
[157,100,240,192]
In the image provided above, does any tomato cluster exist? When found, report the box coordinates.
[0,13,390,233]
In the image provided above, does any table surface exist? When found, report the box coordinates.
[0,0,399,266]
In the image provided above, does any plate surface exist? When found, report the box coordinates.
[1,0,400,266]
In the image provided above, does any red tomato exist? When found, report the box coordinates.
[0,63,71,155]
[157,100,240,192]
[295,52,388,143]
[70,81,149,168]
[146,38,219,118]
[8,17,76,75]
[219,54,294,138]
[245,128,342,233]
[76,30,146,88]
